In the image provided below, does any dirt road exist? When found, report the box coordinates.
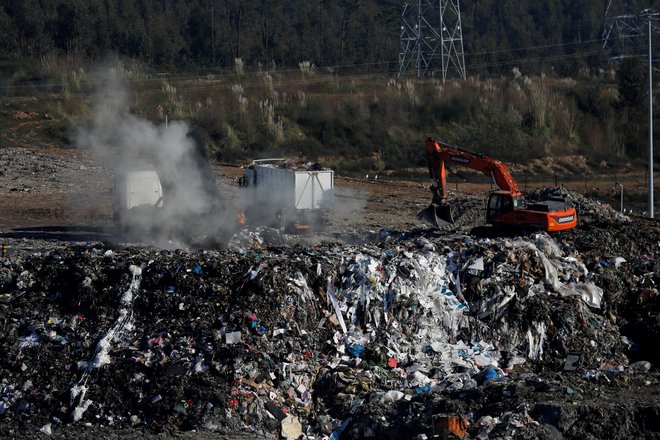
[0,147,650,238]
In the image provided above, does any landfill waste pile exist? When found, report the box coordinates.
[0,192,659,440]
[528,187,630,224]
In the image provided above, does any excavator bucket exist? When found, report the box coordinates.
[417,203,455,228]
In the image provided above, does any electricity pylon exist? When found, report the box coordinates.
[602,0,648,62]
[398,0,466,81]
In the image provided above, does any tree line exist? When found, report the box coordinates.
[2,0,660,75]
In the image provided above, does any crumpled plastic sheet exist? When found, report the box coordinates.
[324,232,607,381]
[502,236,603,308]
[70,264,143,422]
[558,282,604,309]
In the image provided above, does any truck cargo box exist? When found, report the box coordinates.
[113,170,163,213]
[241,159,334,228]
[243,159,334,211]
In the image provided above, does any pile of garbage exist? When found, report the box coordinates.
[0,218,658,439]
[528,187,630,224]
[248,158,329,172]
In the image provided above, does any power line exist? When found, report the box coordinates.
[465,38,605,57]
[0,34,640,96]
[4,38,657,102]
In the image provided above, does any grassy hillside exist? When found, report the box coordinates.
[0,58,652,179]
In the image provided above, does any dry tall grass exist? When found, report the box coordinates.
[6,57,641,175]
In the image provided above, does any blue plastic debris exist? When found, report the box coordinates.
[415,385,431,394]
[348,344,365,358]
[438,286,470,312]
[329,417,352,440]
[247,314,267,335]
[383,291,396,311]
[477,368,502,385]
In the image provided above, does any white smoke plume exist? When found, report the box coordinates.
[76,70,235,247]
[332,186,369,225]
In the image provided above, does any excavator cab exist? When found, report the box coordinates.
[486,191,521,223]
[486,191,524,224]
[486,191,523,223]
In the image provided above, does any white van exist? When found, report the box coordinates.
[113,169,163,228]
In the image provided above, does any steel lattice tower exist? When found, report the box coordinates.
[602,0,649,63]
[398,1,466,81]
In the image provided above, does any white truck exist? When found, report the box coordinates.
[111,129,229,242]
[239,158,334,230]
[112,169,164,230]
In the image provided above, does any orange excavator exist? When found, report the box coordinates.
[418,138,577,232]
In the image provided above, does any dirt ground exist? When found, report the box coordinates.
[0,146,651,237]
[2,147,433,235]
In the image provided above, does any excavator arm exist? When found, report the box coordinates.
[420,138,521,227]
[425,138,519,196]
